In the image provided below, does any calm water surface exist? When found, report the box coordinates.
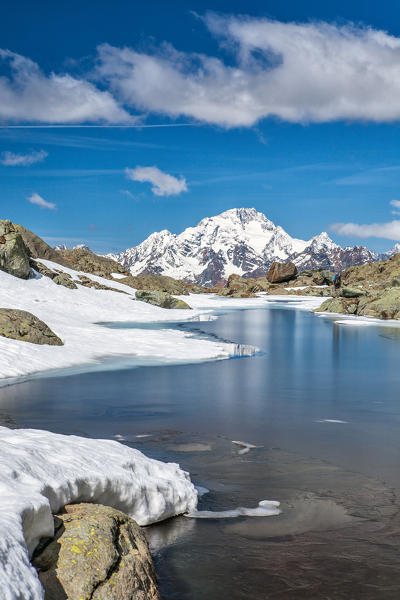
[1,306,400,598]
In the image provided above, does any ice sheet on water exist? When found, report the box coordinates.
[185,500,281,519]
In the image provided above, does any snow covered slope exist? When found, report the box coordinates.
[0,259,262,383]
[108,208,385,286]
[0,426,198,600]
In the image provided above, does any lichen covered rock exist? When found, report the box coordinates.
[0,220,31,279]
[0,308,63,345]
[32,503,160,600]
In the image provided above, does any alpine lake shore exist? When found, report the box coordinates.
[1,217,400,599]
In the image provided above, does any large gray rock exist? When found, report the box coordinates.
[267,262,298,284]
[340,287,366,298]
[135,290,192,309]
[0,220,31,279]
[0,308,63,345]
[32,503,160,600]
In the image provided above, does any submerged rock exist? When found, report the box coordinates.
[267,262,298,284]
[135,290,192,310]
[0,220,31,279]
[0,308,63,345]
[32,503,160,600]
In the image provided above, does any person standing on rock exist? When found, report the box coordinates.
[333,273,342,295]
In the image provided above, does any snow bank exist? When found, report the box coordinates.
[0,263,261,383]
[0,426,198,600]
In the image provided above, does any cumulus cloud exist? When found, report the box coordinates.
[125,166,188,196]
[0,149,48,166]
[0,49,131,124]
[330,220,400,241]
[96,15,400,128]
[27,192,56,210]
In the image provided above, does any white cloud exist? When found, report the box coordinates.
[125,166,188,196]
[0,149,48,166]
[390,199,400,215]
[96,16,400,128]
[120,189,136,199]
[0,49,131,124]
[330,220,400,241]
[27,192,56,210]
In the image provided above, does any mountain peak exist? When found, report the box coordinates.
[108,208,380,286]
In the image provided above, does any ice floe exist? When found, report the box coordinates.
[185,500,281,519]
[232,440,261,455]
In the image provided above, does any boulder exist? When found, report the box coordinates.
[340,287,366,298]
[32,503,160,600]
[0,308,63,345]
[0,220,31,279]
[135,290,192,309]
[267,262,298,284]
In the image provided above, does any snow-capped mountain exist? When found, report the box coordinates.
[107,208,394,286]
[54,243,91,251]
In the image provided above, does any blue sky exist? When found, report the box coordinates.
[1,0,400,253]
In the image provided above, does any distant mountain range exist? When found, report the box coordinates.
[102,208,399,286]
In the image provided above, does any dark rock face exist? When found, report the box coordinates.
[32,503,160,600]
[0,220,31,279]
[0,308,63,345]
[267,262,298,284]
[135,290,192,310]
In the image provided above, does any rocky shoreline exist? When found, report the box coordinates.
[33,503,160,600]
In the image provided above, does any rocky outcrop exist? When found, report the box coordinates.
[119,274,207,296]
[316,287,400,320]
[32,503,160,600]
[14,223,72,268]
[341,252,400,289]
[32,260,79,289]
[77,274,129,294]
[57,248,129,279]
[216,273,272,298]
[0,220,31,279]
[267,262,298,284]
[135,290,192,309]
[0,308,63,345]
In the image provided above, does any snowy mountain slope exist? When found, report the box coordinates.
[108,208,393,286]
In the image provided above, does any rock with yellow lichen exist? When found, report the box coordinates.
[32,503,160,600]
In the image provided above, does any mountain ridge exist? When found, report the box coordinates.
[107,208,399,286]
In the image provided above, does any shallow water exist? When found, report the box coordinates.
[2,306,400,598]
